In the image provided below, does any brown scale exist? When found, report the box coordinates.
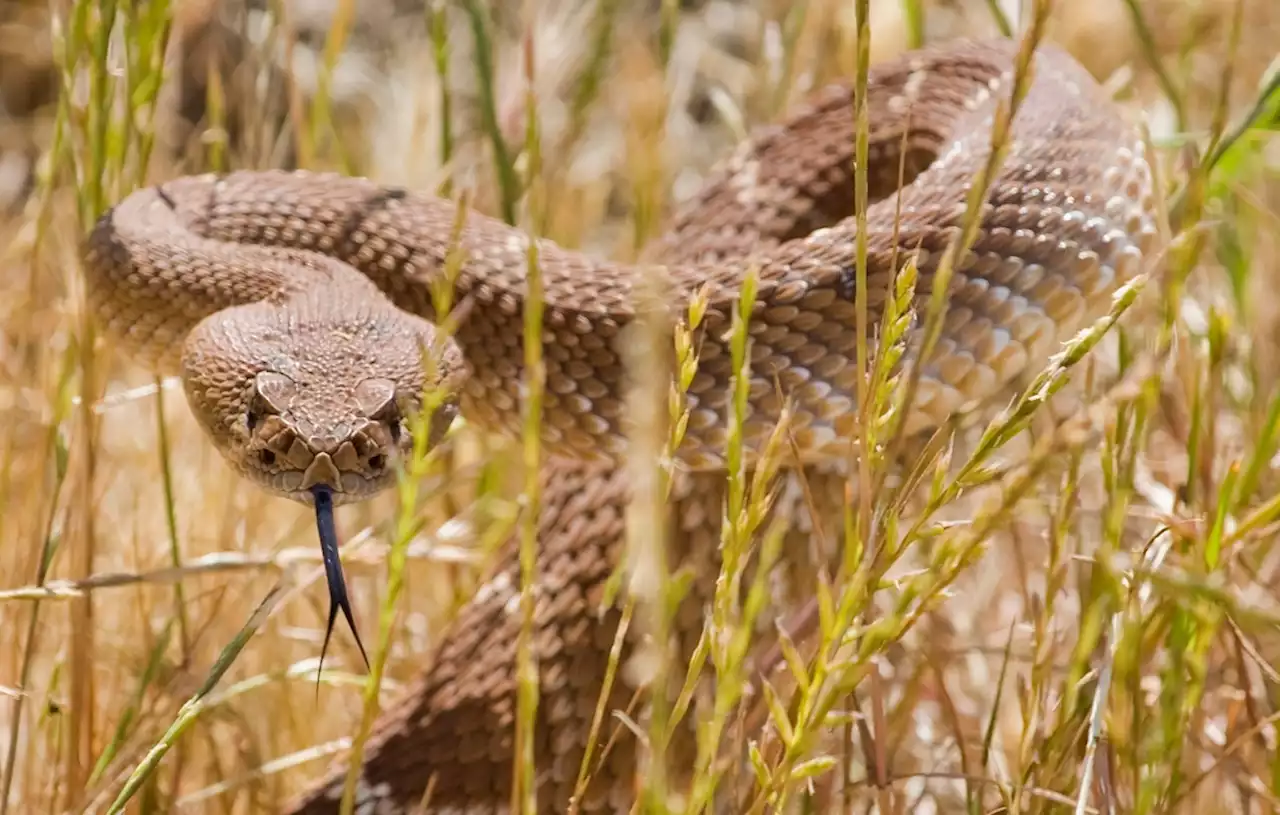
[80,38,1164,814]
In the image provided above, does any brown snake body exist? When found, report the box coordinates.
[82,39,1159,813]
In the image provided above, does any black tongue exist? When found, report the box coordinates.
[312,485,370,694]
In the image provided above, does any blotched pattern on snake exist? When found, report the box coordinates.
[82,38,1159,814]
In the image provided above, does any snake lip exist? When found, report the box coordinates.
[312,484,370,691]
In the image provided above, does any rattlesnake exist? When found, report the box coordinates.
[83,38,1159,814]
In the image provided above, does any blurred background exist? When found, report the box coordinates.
[1,0,1279,812]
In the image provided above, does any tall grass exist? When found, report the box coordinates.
[0,0,1279,813]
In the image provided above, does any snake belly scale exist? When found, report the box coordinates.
[81,39,1159,813]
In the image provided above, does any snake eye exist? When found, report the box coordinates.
[248,372,293,434]
[374,400,404,446]
[259,450,277,467]
[376,401,404,445]
[356,377,404,445]
[368,453,386,471]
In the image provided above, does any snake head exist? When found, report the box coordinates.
[242,370,458,503]
[180,298,466,506]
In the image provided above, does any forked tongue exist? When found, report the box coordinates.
[311,485,370,695]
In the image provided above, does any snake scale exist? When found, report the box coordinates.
[82,39,1158,813]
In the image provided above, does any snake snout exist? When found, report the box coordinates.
[273,429,397,499]
[299,451,341,492]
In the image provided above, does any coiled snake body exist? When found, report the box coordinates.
[83,39,1158,814]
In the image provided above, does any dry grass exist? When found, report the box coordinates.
[1,0,1280,812]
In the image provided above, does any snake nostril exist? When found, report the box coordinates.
[259,450,277,467]
[368,454,385,472]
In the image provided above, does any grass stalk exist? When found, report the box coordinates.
[548,0,618,180]
[627,272,677,813]
[308,0,355,172]
[882,0,1052,477]
[461,0,520,225]
[335,353,456,815]
[153,384,191,655]
[511,16,546,812]
[427,0,454,197]
[0,349,78,815]
[1119,0,1187,131]
[901,0,924,48]
[105,582,293,814]
[850,0,872,575]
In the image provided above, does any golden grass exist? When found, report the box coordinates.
[1,0,1280,812]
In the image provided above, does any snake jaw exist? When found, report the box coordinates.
[312,484,369,692]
